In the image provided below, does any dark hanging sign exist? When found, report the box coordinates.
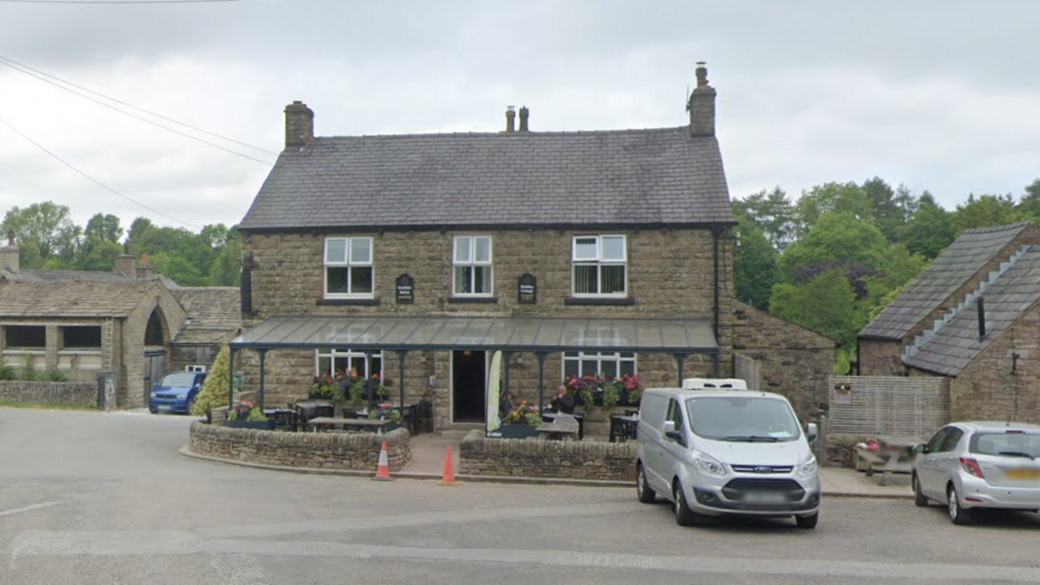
[396,274,414,304]
[518,273,537,304]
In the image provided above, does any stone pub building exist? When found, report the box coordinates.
[233,64,835,432]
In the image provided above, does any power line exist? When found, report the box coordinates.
[0,56,276,165]
[0,114,202,230]
[0,0,239,4]
[0,54,276,156]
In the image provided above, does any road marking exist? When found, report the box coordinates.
[9,531,1040,582]
[0,501,60,519]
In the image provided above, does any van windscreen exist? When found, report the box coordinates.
[685,396,800,442]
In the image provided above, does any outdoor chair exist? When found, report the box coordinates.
[400,404,418,435]
[417,400,434,434]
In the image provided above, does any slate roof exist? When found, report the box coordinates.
[0,279,161,318]
[170,287,241,344]
[903,246,1040,376]
[239,128,734,231]
[858,222,1032,340]
[2,268,181,290]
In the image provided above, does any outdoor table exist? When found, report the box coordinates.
[307,416,391,434]
[541,410,584,440]
[536,418,580,441]
[264,408,298,432]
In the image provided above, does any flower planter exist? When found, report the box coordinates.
[487,425,539,439]
[224,419,276,431]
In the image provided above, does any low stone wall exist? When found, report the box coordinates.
[459,430,636,481]
[0,380,97,408]
[189,421,412,472]
[824,433,876,468]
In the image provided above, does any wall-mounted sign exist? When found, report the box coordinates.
[518,273,537,304]
[832,382,851,405]
[396,274,414,304]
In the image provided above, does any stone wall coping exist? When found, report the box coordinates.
[191,420,409,447]
[460,429,637,456]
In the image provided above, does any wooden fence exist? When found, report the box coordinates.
[827,376,948,437]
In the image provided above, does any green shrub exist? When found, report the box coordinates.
[21,353,41,381]
[0,362,14,381]
[44,367,66,382]
[192,345,231,419]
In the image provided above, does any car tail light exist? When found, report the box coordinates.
[959,457,984,478]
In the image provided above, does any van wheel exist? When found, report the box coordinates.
[673,482,697,526]
[912,474,929,507]
[636,464,655,503]
[795,512,818,529]
[947,484,971,525]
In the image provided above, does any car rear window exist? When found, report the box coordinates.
[970,432,1040,458]
[160,372,198,387]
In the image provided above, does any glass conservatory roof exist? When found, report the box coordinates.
[231,316,718,355]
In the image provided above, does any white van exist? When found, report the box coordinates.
[635,382,821,528]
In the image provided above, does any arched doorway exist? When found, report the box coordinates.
[143,308,168,406]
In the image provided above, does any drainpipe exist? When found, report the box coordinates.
[712,227,720,339]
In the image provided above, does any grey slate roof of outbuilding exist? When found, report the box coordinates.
[170,287,242,344]
[239,128,734,231]
[902,246,1040,376]
[0,279,162,318]
[858,222,1032,340]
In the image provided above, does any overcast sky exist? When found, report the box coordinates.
[1,0,1038,233]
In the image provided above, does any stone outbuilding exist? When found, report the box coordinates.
[0,234,240,409]
[858,222,1040,422]
[233,64,835,430]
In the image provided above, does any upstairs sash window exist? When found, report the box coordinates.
[453,235,493,296]
[572,235,626,296]
[325,237,374,297]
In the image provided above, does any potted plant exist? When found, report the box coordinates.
[224,400,275,430]
[369,402,403,431]
[618,374,643,406]
[309,373,344,402]
[565,374,607,408]
[491,401,541,438]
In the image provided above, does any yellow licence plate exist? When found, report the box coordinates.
[1005,468,1040,480]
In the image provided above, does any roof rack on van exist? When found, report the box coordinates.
[681,378,748,391]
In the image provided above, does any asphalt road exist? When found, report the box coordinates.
[2,407,1039,585]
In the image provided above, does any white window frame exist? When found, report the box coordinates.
[571,235,627,297]
[324,237,374,298]
[452,235,494,297]
[563,350,637,379]
[315,349,384,379]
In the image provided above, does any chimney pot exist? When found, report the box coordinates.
[285,100,315,148]
[505,106,516,133]
[688,61,717,137]
[0,230,19,273]
[519,106,530,132]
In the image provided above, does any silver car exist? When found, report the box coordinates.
[912,421,1040,525]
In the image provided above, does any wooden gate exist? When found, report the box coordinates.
[144,350,166,407]
[827,376,948,437]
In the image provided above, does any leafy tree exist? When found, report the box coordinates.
[192,345,232,420]
[1,201,81,261]
[952,194,1017,232]
[1015,178,1040,220]
[862,177,905,242]
[769,268,857,347]
[779,211,889,281]
[793,182,873,238]
[77,239,125,272]
[734,217,779,309]
[208,229,242,286]
[125,217,154,250]
[734,187,795,250]
[149,251,207,286]
[902,193,955,259]
[84,213,123,244]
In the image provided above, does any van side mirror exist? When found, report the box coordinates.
[806,422,818,443]
[663,420,676,434]
[662,420,685,445]
[913,443,927,454]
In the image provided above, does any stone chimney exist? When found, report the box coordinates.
[0,230,18,272]
[114,254,135,275]
[505,106,516,133]
[518,106,530,132]
[687,61,716,137]
[135,253,153,279]
[285,100,314,149]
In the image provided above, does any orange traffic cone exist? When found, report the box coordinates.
[439,445,457,486]
[373,440,394,481]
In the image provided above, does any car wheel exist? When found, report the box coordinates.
[673,481,697,527]
[636,464,656,504]
[795,512,818,529]
[913,474,929,507]
[947,484,971,525]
